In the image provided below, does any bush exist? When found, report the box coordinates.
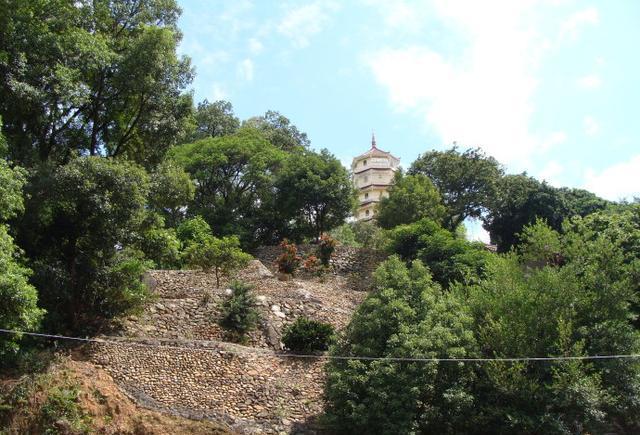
[282,317,335,352]
[219,280,259,338]
[183,234,252,287]
[317,233,336,266]
[302,254,322,275]
[276,239,301,274]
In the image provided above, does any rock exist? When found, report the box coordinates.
[256,295,268,306]
[271,305,281,313]
[274,311,286,319]
[224,288,233,296]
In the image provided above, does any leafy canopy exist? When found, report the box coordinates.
[377,172,446,229]
[409,147,504,230]
[183,234,252,287]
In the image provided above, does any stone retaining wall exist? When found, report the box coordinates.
[91,262,367,433]
[254,245,387,291]
[90,340,324,434]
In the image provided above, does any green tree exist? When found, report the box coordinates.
[377,172,446,229]
[324,257,478,434]
[0,149,44,359]
[387,218,492,288]
[0,0,193,167]
[188,99,240,140]
[183,235,252,287]
[176,215,212,247]
[409,147,504,230]
[219,280,259,339]
[457,236,640,433]
[484,174,609,252]
[243,110,310,151]
[170,128,285,246]
[276,149,355,240]
[149,161,195,227]
[133,213,181,269]
[18,157,151,331]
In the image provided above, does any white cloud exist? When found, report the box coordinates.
[540,131,567,152]
[237,58,254,81]
[583,115,600,136]
[577,73,602,89]
[538,160,564,186]
[248,38,263,54]
[367,1,550,168]
[277,1,339,48]
[209,83,228,101]
[559,6,599,41]
[584,155,640,201]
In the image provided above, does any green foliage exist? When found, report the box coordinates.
[134,215,181,269]
[0,0,193,167]
[242,110,310,151]
[170,128,285,246]
[377,172,446,229]
[330,221,388,250]
[317,233,337,266]
[517,218,563,265]
[409,147,504,230]
[149,161,195,227]
[324,257,478,434]
[387,218,492,288]
[0,225,45,360]
[282,317,335,352]
[327,223,640,434]
[188,99,240,141]
[0,160,27,221]
[456,244,640,433]
[40,384,90,434]
[183,234,252,287]
[0,157,44,359]
[219,280,259,338]
[484,174,609,252]
[19,157,151,330]
[176,215,212,247]
[275,149,355,239]
[276,240,302,275]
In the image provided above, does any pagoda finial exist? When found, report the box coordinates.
[371,131,377,149]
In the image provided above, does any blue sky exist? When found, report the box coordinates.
[176,0,640,238]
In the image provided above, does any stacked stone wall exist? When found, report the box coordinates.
[254,244,387,291]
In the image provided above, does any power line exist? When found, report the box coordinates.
[3,328,640,363]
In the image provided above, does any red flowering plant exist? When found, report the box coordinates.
[317,233,337,267]
[302,254,321,275]
[276,239,302,275]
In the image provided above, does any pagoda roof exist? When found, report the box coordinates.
[352,133,400,163]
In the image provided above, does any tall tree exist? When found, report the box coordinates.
[0,0,193,167]
[377,172,446,229]
[276,149,355,240]
[148,161,195,227]
[18,157,151,331]
[169,128,286,247]
[484,174,609,252]
[0,128,43,359]
[188,99,240,141]
[243,110,310,151]
[409,147,504,230]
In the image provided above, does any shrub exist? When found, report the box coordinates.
[303,254,321,275]
[183,235,252,287]
[276,239,301,274]
[317,233,337,267]
[282,317,335,352]
[219,280,259,338]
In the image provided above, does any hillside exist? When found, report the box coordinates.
[81,257,373,434]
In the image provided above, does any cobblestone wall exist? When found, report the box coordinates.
[254,245,387,290]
